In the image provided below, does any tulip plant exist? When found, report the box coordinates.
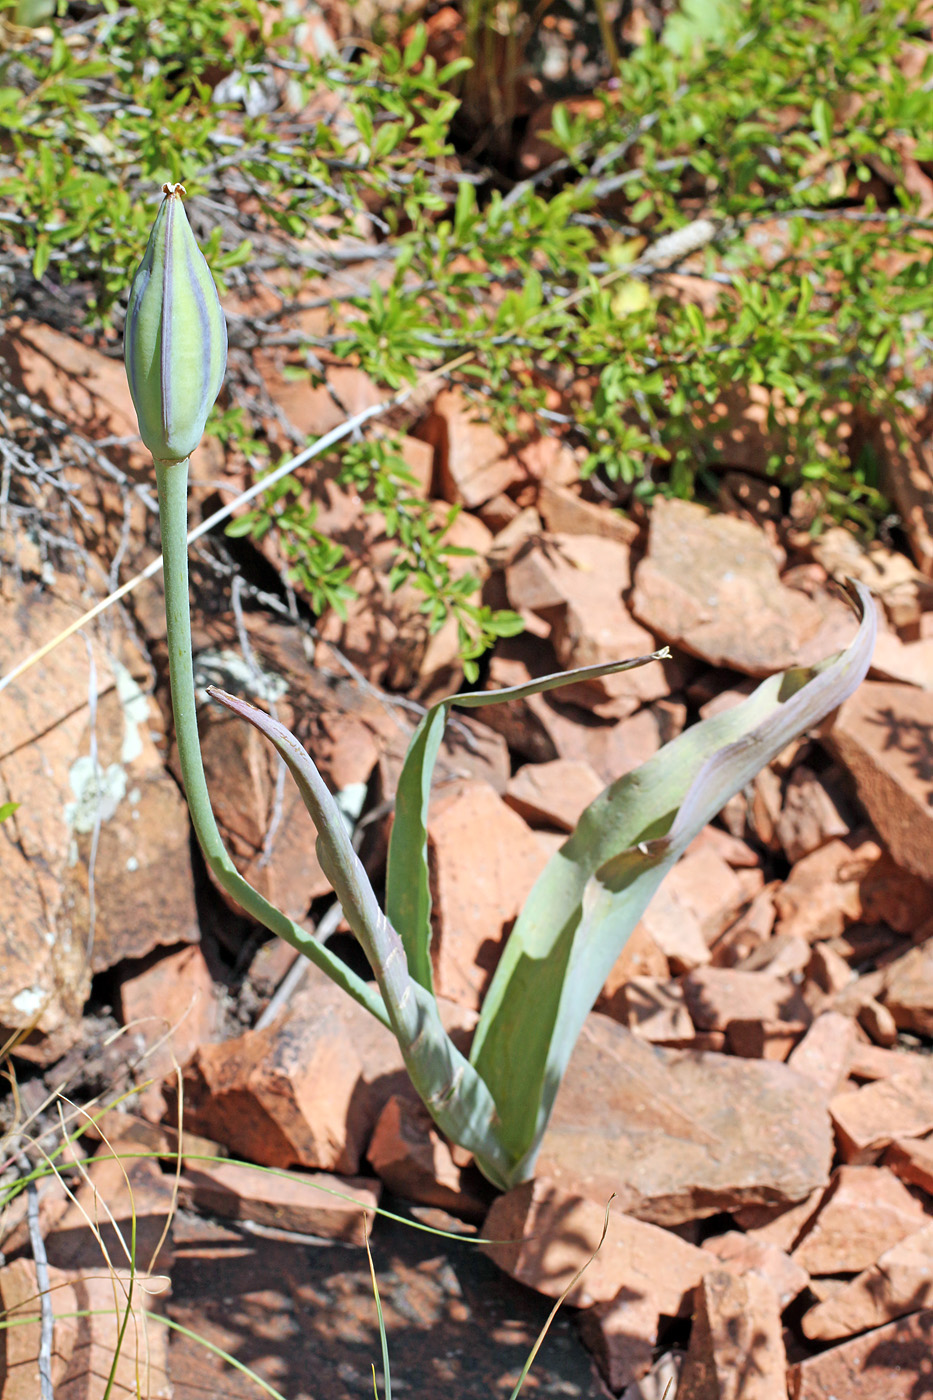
[126,184,876,1190]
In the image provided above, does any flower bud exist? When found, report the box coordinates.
[124,183,227,464]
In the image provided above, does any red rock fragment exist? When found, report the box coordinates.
[428,778,549,1008]
[621,977,695,1044]
[701,1231,808,1307]
[119,944,221,1120]
[678,1268,787,1400]
[537,1012,833,1226]
[827,681,933,881]
[787,1011,857,1096]
[884,1135,933,1197]
[830,1067,933,1163]
[682,967,812,1034]
[802,1221,933,1340]
[178,1160,379,1242]
[792,1165,926,1275]
[420,388,526,507]
[882,941,933,1036]
[788,1308,933,1399]
[632,498,827,675]
[484,1178,712,1390]
[368,1095,488,1220]
[504,757,603,831]
[775,764,851,864]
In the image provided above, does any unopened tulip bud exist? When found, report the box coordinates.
[124,183,227,464]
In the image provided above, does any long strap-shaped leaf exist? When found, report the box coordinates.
[206,687,514,1188]
[470,581,876,1180]
[385,650,669,994]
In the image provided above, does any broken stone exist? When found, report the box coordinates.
[787,1012,858,1097]
[808,944,855,996]
[788,1307,933,1399]
[537,481,640,545]
[733,1190,824,1253]
[792,1165,926,1276]
[632,497,825,675]
[597,924,671,1019]
[728,1019,807,1061]
[666,849,752,944]
[831,1067,933,1163]
[0,591,200,1041]
[775,764,852,863]
[0,1257,171,1400]
[857,997,899,1048]
[678,1269,787,1400]
[428,778,549,1008]
[178,1159,379,1241]
[181,964,412,1173]
[368,1095,489,1219]
[884,1136,933,1197]
[504,757,603,831]
[536,1012,833,1225]
[621,977,695,1044]
[682,968,812,1034]
[827,681,933,881]
[485,1178,711,1390]
[802,1220,933,1340]
[738,933,811,978]
[882,941,933,1036]
[118,944,221,1120]
[712,884,779,966]
[774,836,888,944]
[701,1231,808,1308]
[418,388,526,507]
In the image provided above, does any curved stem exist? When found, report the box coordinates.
[155,458,391,1028]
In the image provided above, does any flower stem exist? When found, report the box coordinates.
[155,457,391,1027]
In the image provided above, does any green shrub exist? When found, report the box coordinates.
[4,0,931,670]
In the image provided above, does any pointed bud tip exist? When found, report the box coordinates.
[161,182,187,200]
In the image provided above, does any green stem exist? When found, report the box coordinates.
[155,458,391,1028]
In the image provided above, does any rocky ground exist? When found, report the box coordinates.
[5,156,933,1400]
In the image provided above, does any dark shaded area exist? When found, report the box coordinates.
[167,1200,608,1399]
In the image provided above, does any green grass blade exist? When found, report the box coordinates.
[472,582,876,1178]
[364,1222,391,1400]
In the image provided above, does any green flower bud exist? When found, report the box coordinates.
[124,183,227,464]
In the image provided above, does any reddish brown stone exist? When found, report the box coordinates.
[119,945,221,1120]
[428,778,548,1008]
[733,1189,824,1253]
[178,1159,379,1241]
[621,977,695,1044]
[882,941,933,1036]
[775,764,851,863]
[537,481,640,546]
[787,1012,858,1096]
[537,1012,833,1226]
[678,1269,786,1400]
[701,1231,808,1307]
[774,836,882,943]
[802,1221,933,1340]
[367,1095,489,1219]
[181,965,415,1174]
[792,1165,926,1275]
[504,757,603,832]
[788,1308,933,1399]
[885,1135,933,1196]
[420,388,526,508]
[632,497,825,675]
[827,681,933,881]
[831,1068,933,1163]
[682,968,812,1034]
[485,1179,712,1390]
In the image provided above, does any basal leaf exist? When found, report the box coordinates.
[471,583,876,1181]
